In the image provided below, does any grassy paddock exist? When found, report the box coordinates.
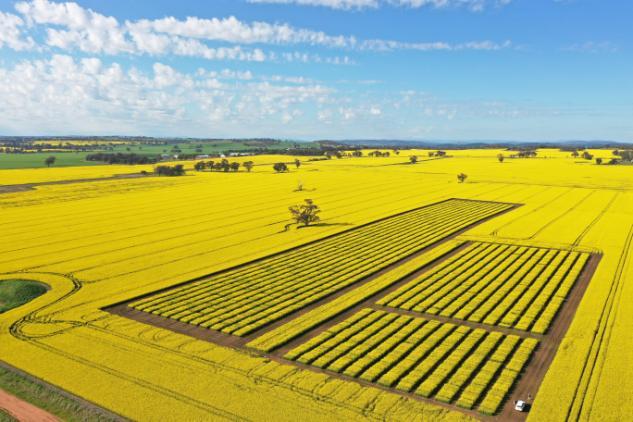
[0,152,100,169]
[0,281,48,313]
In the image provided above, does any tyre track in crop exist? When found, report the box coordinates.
[527,190,596,240]
[490,187,573,237]
[58,184,507,283]
[14,177,459,274]
[83,321,411,421]
[565,224,633,421]
[23,338,245,421]
[4,173,461,268]
[0,165,428,235]
[572,191,620,247]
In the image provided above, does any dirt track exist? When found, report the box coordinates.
[0,388,59,422]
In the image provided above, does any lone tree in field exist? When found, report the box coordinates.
[294,158,301,169]
[243,161,254,172]
[273,162,289,173]
[596,157,603,165]
[457,173,468,183]
[44,156,56,167]
[289,199,321,227]
[409,155,418,164]
[571,150,580,158]
[497,154,505,163]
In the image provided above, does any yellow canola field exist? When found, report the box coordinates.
[1,150,632,421]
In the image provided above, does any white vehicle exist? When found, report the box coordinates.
[515,400,527,412]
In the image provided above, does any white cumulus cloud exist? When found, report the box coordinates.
[0,11,36,50]
[248,0,512,11]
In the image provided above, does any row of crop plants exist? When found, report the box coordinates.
[284,309,537,415]
[133,198,490,311]
[246,239,465,352]
[378,241,590,334]
[131,199,514,335]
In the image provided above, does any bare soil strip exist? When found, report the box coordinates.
[0,185,35,194]
[0,388,59,422]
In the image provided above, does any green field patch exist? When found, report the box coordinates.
[0,280,48,313]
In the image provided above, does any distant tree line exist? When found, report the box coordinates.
[509,149,538,158]
[86,152,159,164]
[368,150,391,157]
[569,149,633,165]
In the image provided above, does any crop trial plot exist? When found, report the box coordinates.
[284,309,538,416]
[127,199,515,336]
[378,241,591,334]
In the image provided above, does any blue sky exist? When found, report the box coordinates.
[0,0,631,141]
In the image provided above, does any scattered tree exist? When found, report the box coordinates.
[294,158,301,169]
[273,162,289,173]
[243,161,254,172]
[44,156,56,167]
[582,151,594,160]
[155,164,185,176]
[457,173,468,183]
[595,157,603,165]
[352,150,363,157]
[497,153,505,163]
[194,161,206,171]
[230,162,240,172]
[289,199,321,227]
[571,150,580,158]
[409,155,418,164]
[614,150,633,162]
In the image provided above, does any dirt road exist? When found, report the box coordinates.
[0,388,59,422]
